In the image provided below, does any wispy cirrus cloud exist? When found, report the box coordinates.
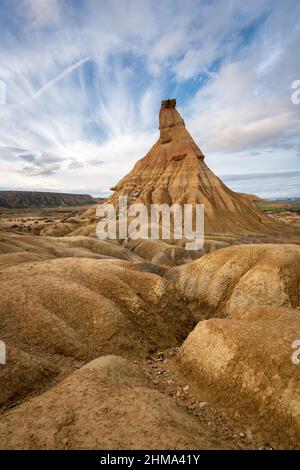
[0,0,299,197]
[24,0,62,29]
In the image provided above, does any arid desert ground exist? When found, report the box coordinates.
[0,101,299,450]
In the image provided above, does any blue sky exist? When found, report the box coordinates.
[0,0,299,198]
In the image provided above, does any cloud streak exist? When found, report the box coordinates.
[22,56,91,104]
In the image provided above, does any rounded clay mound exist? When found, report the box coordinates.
[0,355,230,450]
[0,257,194,405]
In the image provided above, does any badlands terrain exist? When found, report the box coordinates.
[0,100,299,450]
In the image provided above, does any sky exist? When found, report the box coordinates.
[0,0,299,199]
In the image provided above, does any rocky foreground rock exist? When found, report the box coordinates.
[0,100,299,449]
[165,244,300,319]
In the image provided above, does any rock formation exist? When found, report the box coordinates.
[0,191,99,209]
[176,306,300,448]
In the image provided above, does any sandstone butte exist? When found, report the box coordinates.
[76,98,300,247]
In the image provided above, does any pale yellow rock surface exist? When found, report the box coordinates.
[176,308,300,448]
